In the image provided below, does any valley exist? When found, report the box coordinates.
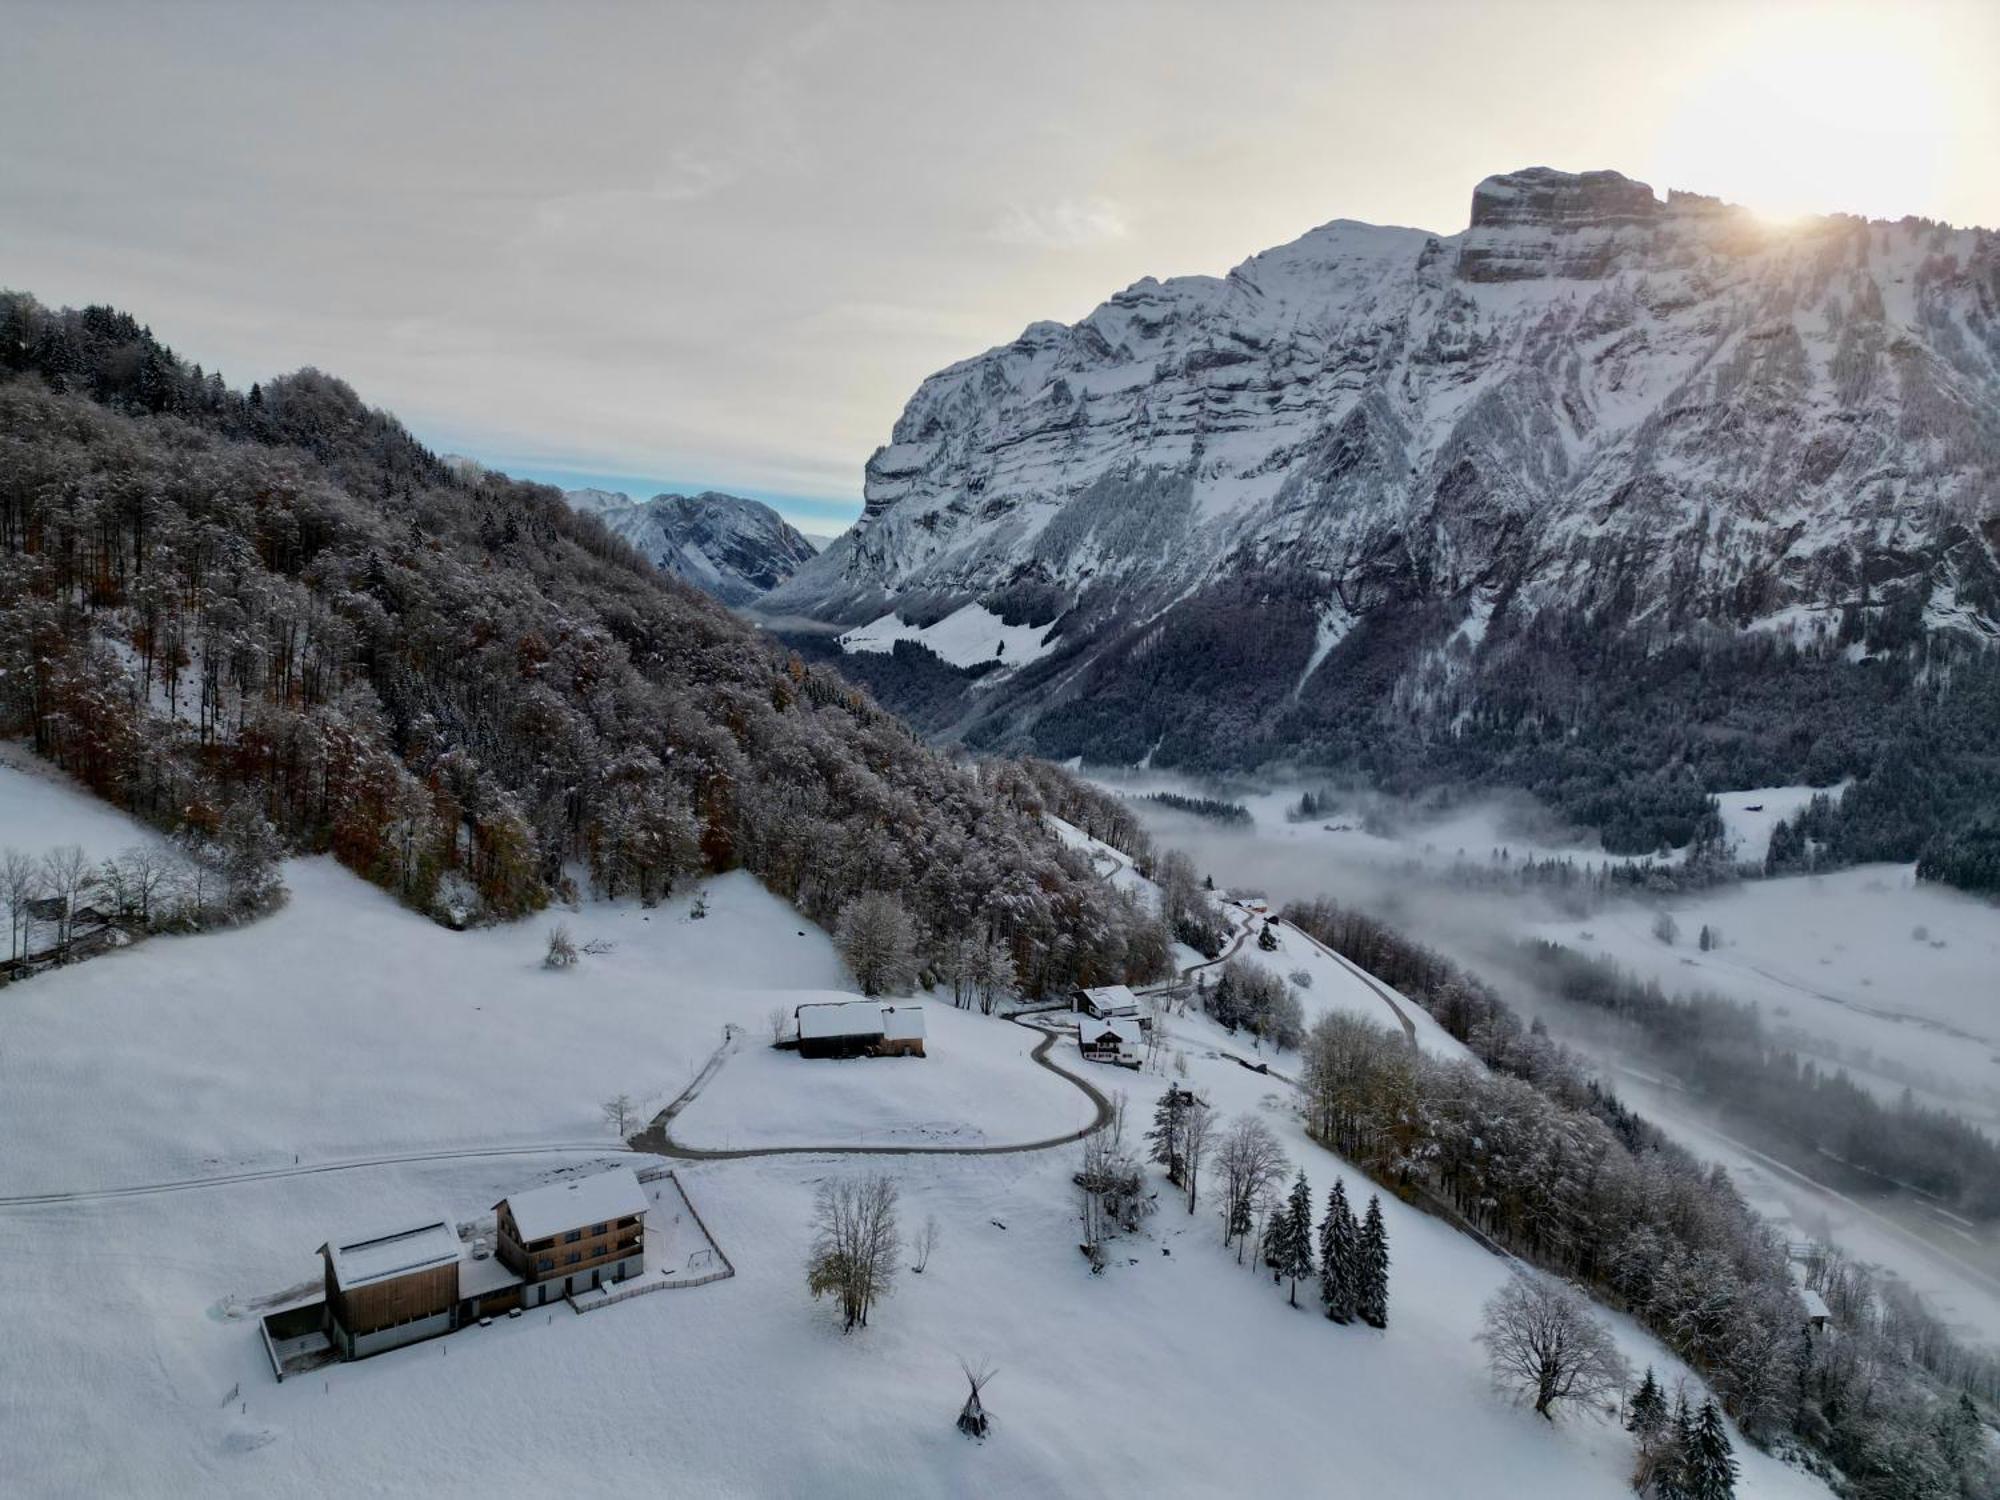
[1093,766,2000,1346]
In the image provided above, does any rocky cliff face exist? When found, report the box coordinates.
[764,167,2000,791]
[569,489,817,605]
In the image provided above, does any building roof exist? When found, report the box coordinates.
[797,1000,890,1040]
[1800,1288,1831,1321]
[320,1216,462,1292]
[1078,984,1140,1014]
[1080,1015,1143,1046]
[501,1167,648,1244]
[458,1247,528,1300]
[880,1004,925,1041]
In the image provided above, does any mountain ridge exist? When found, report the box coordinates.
[764,166,2000,867]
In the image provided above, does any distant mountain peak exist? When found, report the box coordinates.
[564,488,816,605]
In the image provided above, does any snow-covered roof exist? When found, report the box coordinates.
[880,1005,925,1041]
[501,1167,648,1244]
[1078,984,1140,1015]
[321,1216,461,1292]
[459,1248,527,1300]
[1079,1014,1142,1046]
[1800,1288,1830,1321]
[797,1000,890,1040]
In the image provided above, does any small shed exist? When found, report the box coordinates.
[1801,1287,1831,1334]
[1078,1015,1142,1068]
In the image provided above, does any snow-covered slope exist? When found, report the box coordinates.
[0,769,1825,1499]
[766,166,2000,760]
[569,488,818,605]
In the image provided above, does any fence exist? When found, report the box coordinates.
[570,1169,735,1313]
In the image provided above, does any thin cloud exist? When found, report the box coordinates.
[991,197,1131,250]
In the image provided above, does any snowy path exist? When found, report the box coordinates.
[0,1141,624,1208]
[630,1016,1114,1160]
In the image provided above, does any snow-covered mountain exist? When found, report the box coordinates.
[764,168,2000,802]
[569,488,818,605]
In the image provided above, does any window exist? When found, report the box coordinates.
[567,1250,582,1265]
[592,1222,608,1235]
[564,1229,581,1243]
[536,1257,553,1273]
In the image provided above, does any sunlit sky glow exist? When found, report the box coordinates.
[4,0,1995,532]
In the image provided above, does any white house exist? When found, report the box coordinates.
[1073,984,1144,1023]
[1077,1014,1143,1068]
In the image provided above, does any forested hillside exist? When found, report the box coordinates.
[0,294,1169,993]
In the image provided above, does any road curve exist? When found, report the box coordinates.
[629,1016,1115,1161]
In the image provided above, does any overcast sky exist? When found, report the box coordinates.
[5,1,1995,532]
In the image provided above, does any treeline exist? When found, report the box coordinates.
[1283,898,1998,1498]
[1518,941,2000,1219]
[1139,791,1251,825]
[0,293,1169,996]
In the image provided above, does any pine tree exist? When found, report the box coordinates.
[1356,1193,1389,1329]
[1628,1367,1666,1437]
[1312,1184,1360,1328]
[1685,1399,1737,1500]
[1147,1087,1187,1186]
[1650,1392,1697,1500]
[1279,1171,1313,1308]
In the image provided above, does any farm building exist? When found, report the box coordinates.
[319,1215,464,1360]
[793,1000,927,1058]
[1078,1014,1143,1068]
[1073,984,1146,1025]
[495,1166,649,1307]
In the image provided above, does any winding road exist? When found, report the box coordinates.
[629,1014,1115,1160]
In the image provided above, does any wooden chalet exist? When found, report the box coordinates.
[1078,1014,1143,1068]
[793,1001,927,1059]
[494,1166,648,1306]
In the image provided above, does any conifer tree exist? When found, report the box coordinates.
[1650,1392,1696,1500]
[1356,1193,1389,1328]
[1685,1399,1737,1500]
[1278,1170,1314,1308]
[1317,1179,1357,1323]
[1627,1367,1669,1491]
[1147,1087,1187,1186]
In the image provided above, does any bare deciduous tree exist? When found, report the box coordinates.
[40,844,94,961]
[912,1213,941,1273]
[806,1172,902,1332]
[602,1093,635,1135]
[834,893,917,997]
[1,848,38,963]
[1181,1093,1216,1215]
[1477,1270,1631,1421]
[1214,1114,1288,1261]
[767,1004,791,1045]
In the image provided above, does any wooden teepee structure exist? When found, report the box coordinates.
[955,1358,997,1440]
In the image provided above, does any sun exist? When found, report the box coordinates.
[1649,5,1958,224]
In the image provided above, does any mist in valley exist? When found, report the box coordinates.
[1095,765,2000,1345]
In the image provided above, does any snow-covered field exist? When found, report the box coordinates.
[0,753,1826,1497]
[0,741,169,863]
[673,1004,1097,1150]
[1537,863,2000,1112]
[839,602,1061,670]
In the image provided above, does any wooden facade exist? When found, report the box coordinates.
[323,1257,458,1341]
[494,1203,644,1286]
